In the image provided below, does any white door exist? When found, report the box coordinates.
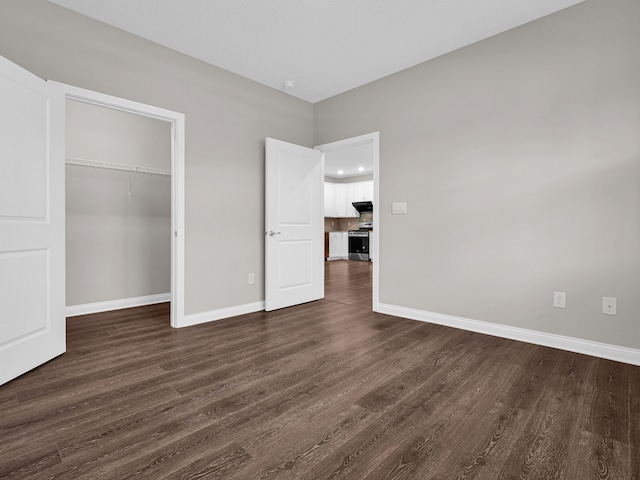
[0,56,65,386]
[265,138,323,311]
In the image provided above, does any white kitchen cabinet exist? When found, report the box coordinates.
[328,231,347,260]
[353,181,373,202]
[335,183,358,217]
[334,183,348,217]
[324,182,337,217]
[346,183,359,217]
[324,180,373,218]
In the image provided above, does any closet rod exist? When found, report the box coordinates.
[65,157,171,177]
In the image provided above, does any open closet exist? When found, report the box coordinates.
[65,99,172,315]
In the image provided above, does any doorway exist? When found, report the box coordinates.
[53,82,186,328]
[65,99,171,317]
[315,132,379,311]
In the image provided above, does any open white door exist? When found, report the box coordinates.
[0,56,65,386]
[265,138,324,311]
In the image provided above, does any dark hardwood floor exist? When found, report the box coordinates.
[324,259,372,309]
[1,260,639,479]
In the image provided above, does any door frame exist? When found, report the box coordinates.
[51,82,186,328]
[314,132,380,311]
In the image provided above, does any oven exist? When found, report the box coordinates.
[349,201,373,261]
[348,230,370,261]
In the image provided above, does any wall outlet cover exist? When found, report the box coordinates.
[553,291,566,309]
[603,297,617,315]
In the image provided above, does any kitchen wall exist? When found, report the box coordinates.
[66,99,171,307]
[0,0,314,317]
[315,0,640,350]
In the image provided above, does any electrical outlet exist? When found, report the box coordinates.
[248,273,255,285]
[553,291,566,309]
[603,297,616,315]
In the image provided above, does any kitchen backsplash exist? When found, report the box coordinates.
[325,217,359,232]
[360,212,373,223]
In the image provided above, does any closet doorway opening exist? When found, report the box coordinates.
[56,83,185,328]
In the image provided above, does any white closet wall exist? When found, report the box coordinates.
[65,99,171,307]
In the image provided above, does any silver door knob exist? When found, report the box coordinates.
[267,230,282,236]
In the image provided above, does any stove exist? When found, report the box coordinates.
[348,230,371,261]
[349,202,373,261]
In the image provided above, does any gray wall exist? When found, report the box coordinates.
[66,100,171,306]
[2,0,638,351]
[0,0,314,316]
[315,0,640,349]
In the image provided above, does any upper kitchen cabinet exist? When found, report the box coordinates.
[324,182,337,217]
[353,181,373,202]
[335,183,356,217]
[324,180,373,218]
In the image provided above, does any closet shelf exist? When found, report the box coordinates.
[65,157,171,177]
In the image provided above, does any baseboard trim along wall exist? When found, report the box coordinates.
[377,303,640,367]
[180,301,265,328]
[66,293,171,317]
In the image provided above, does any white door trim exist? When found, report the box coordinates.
[50,82,186,328]
[314,132,380,311]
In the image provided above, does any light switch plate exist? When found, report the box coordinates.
[392,202,407,214]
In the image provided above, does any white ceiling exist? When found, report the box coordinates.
[324,143,374,179]
[49,0,584,104]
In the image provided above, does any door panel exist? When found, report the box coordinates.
[265,138,323,311]
[278,240,313,289]
[0,55,65,386]
[0,250,48,341]
[0,74,48,219]
[277,152,315,225]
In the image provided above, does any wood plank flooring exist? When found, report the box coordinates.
[1,259,639,479]
[324,259,372,309]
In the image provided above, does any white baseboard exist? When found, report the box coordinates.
[66,293,171,317]
[377,302,640,367]
[179,301,265,328]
